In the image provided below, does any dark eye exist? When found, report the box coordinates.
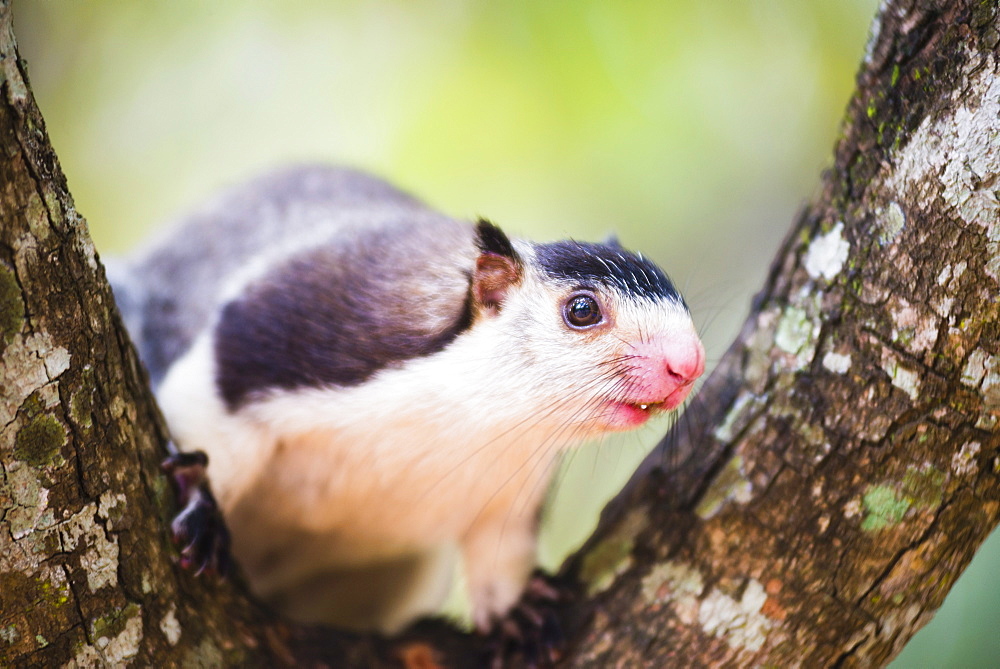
[564,294,602,328]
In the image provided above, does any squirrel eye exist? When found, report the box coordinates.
[564,294,602,328]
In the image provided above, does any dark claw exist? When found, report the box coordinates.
[539,610,563,660]
[161,449,231,577]
[160,451,208,500]
[481,571,570,668]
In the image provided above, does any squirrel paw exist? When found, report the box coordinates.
[481,572,569,669]
[161,450,231,577]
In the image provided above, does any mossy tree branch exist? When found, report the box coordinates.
[2,1,999,667]
[559,1,1000,666]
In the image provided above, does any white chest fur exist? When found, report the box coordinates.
[158,322,575,628]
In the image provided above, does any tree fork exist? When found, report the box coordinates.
[2,0,999,667]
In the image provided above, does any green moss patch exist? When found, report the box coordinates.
[14,415,66,467]
[90,603,141,644]
[861,485,911,531]
[860,466,945,532]
[0,264,25,346]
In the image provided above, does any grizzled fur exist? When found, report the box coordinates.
[111,166,474,388]
[215,222,475,409]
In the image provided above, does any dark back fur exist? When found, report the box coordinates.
[121,166,474,386]
[214,218,475,409]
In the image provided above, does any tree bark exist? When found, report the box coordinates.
[2,0,999,667]
[0,1,311,665]
[558,1,1000,666]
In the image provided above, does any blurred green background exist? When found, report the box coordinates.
[15,1,998,665]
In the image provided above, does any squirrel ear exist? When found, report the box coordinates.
[475,218,518,258]
[472,219,522,315]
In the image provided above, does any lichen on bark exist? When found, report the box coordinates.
[3,0,1000,667]
[563,2,1000,666]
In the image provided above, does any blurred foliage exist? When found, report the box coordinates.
[16,1,999,663]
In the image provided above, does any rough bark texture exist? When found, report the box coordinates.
[559,1,1000,666]
[0,2,354,666]
[2,0,999,667]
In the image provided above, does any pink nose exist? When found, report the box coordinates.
[628,331,706,408]
[664,338,705,387]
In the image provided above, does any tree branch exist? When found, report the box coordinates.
[2,0,998,667]
[558,1,1000,665]
[0,2,296,665]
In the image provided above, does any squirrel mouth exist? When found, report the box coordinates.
[624,390,686,414]
[598,399,667,431]
[599,384,697,431]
